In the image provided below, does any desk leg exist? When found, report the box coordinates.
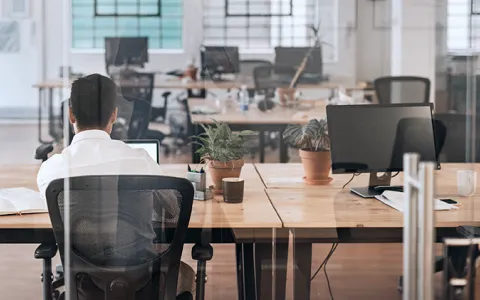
[259,130,265,163]
[240,243,256,300]
[37,88,44,144]
[294,242,312,300]
[255,241,288,300]
[235,244,245,300]
[191,124,203,163]
[279,128,289,163]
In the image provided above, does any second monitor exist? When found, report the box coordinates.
[326,103,438,198]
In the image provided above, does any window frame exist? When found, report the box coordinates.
[93,0,162,17]
[224,0,293,17]
[71,0,184,51]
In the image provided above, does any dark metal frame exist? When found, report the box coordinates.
[94,0,161,17]
[225,0,293,17]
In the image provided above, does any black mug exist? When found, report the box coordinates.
[222,178,244,203]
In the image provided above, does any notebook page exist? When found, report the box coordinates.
[376,191,457,212]
[0,188,46,214]
[0,199,18,216]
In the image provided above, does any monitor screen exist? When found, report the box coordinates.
[201,46,240,75]
[274,47,323,74]
[125,140,159,164]
[327,104,437,174]
[105,37,149,67]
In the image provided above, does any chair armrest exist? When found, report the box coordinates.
[34,242,58,259]
[34,144,54,162]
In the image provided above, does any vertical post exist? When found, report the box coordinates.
[403,154,435,300]
[403,153,419,300]
[418,162,436,300]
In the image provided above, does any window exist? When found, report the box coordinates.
[447,0,471,50]
[203,0,338,62]
[72,0,183,49]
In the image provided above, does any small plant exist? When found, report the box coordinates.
[192,120,253,163]
[283,119,330,152]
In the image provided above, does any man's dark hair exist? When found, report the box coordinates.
[69,73,118,129]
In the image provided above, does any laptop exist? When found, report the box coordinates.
[125,140,160,164]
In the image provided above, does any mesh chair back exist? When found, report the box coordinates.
[112,72,155,104]
[374,76,430,104]
[239,60,272,79]
[127,98,152,139]
[434,113,480,162]
[389,117,446,168]
[253,64,276,98]
[46,175,194,300]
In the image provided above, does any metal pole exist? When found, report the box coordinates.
[403,153,419,300]
[418,162,436,300]
[403,154,435,300]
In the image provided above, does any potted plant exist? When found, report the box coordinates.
[192,120,252,193]
[283,118,332,185]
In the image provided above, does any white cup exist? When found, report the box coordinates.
[457,170,477,197]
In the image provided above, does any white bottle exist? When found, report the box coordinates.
[240,85,249,112]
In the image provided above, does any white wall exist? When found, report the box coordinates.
[355,0,391,81]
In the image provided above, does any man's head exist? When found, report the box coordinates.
[69,73,118,134]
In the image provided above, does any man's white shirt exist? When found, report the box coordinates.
[37,130,162,200]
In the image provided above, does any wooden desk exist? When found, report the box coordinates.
[256,163,479,300]
[0,164,281,230]
[0,163,283,300]
[33,77,363,90]
[188,99,327,163]
[188,99,327,126]
[256,163,480,228]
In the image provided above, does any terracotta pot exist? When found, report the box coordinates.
[208,159,244,193]
[277,87,296,106]
[183,67,198,80]
[299,149,331,182]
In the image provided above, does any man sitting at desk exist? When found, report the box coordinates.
[36,73,195,296]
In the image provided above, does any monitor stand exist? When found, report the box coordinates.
[350,172,400,198]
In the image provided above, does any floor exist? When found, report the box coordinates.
[0,123,474,299]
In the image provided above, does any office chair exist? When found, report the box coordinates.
[151,91,171,123]
[434,113,480,162]
[34,175,206,300]
[239,60,273,97]
[374,76,431,104]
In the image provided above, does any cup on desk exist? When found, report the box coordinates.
[457,170,477,197]
[222,178,244,203]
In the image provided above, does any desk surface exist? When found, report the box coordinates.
[0,164,281,229]
[33,77,362,90]
[188,99,327,125]
[256,163,480,228]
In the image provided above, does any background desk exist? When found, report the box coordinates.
[256,163,480,300]
[0,163,283,300]
[188,99,328,163]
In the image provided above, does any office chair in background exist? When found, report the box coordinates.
[115,72,170,155]
[374,76,431,104]
[34,175,211,300]
[434,113,480,162]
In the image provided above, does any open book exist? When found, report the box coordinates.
[0,187,47,216]
[375,190,458,212]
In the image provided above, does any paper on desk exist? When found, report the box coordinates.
[375,191,457,212]
[265,177,305,184]
[0,187,46,213]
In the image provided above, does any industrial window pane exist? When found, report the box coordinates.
[72,0,183,49]
[203,0,337,62]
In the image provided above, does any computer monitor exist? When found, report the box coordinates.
[201,46,240,79]
[105,37,149,67]
[274,47,323,75]
[125,140,159,164]
[326,103,438,198]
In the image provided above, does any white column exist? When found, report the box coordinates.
[391,0,437,103]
